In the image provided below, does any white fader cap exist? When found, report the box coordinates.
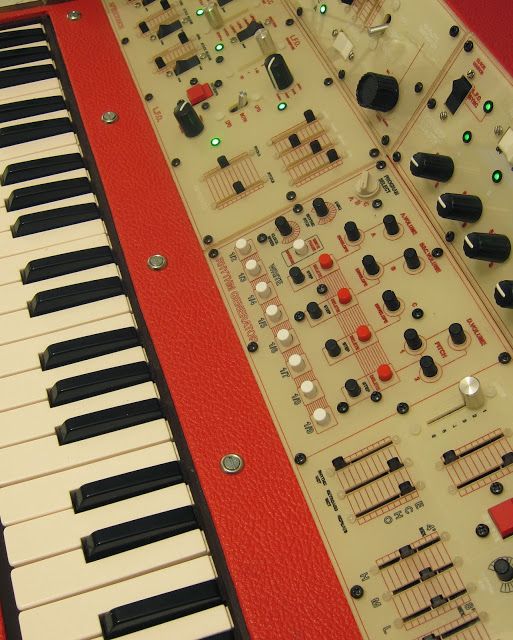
[255,281,271,298]
[313,407,330,426]
[277,328,293,347]
[265,304,282,322]
[235,237,251,255]
[245,259,261,276]
[301,380,317,399]
[288,353,305,372]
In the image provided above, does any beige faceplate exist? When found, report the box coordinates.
[105,1,513,638]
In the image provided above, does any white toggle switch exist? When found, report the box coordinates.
[235,238,251,255]
[266,304,281,322]
[333,31,354,60]
[293,238,308,256]
[355,170,379,198]
[277,328,293,347]
[301,380,317,398]
[245,259,261,276]
[313,407,330,426]
[255,281,271,298]
[288,353,305,372]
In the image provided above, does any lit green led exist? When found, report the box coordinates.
[214,42,224,52]
[319,3,328,14]
[483,100,494,113]
[492,169,503,183]
[210,137,221,147]
[196,8,205,16]
[462,130,472,143]
[277,101,288,111]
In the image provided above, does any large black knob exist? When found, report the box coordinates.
[404,247,421,270]
[325,339,341,358]
[356,72,399,112]
[383,214,400,236]
[313,197,329,218]
[382,290,400,312]
[495,281,513,308]
[437,193,482,222]
[306,301,322,320]
[410,152,454,182]
[173,100,204,137]
[275,215,293,237]
[449,322,466,346]
[493,558,513,582]
[420,355,438,378]
[265,53,294,90]
[404,328,422,351]
[362,254,380,276]
[289,266,305,284]
[345,378,361,397]
[463,232,511,263]
[345,221,360,242]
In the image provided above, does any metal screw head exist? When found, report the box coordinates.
[220,454,244,474]
[495,125,504,137]
[440,111,448,121]
[67,10,81,21]
[475,523,490,538]
[147,254,167,270]
[466,69,475,79]
[101,111,118,124]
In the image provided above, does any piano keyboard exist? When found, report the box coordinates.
[0,20,235,640]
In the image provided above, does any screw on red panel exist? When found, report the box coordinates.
[319,253,333,270]
[377,364,393,382]
[337,287,352,304]
[356,325,372,342]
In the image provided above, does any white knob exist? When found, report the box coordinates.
[266,304,281,322]
[301,380,317,398]
[255,281,271,298]
[313,407,330,426]
[245,259,260,276]
[288,353,305,372]
[355,170,379,198]
[293,238,308,256]
[235,238,251,255]
[277,328,293,347]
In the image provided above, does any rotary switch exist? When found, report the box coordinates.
[356,72,399,112]
[493,558,513,582]
[275,216,293,237]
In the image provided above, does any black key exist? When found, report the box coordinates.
[22,245,113,284]
[48,361,151,407]
[0,63,56,90]
[83,506,197,562]
[204,632,234,640]
[0,95,65,125]
[0,45,51,69]
[7,176,90,211]
[28,276,123,316]
[2,153,84,185]
[12,202,100,237]
[56,398,163,445]
[41,326,139,370]
[71,461,183,512]
[0,27,47,50]
[0,116,71,149]
[100,580,223,639]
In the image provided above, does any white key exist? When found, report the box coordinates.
[0,100,69,128]
[0,291,130,348]
[0,219,106,259]
[0,417,170,488]
[0,261,118,316]
[90,606,233,640]
[0,344,146,412]
[19,556,217,640]
[0,141,80,178]
[0,76,64,114]
[0,441,177,526]
[0,232,107,286]
[0,192,96,233]
[6,482,193,566]
[0,311,133,377]
[0,123,77,162]
[0,166,88,208]
[0,379,156,450]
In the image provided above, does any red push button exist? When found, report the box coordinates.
[186,83,213,105]
[377,364,393,382]
[489,498,513,539]
[338,287,352,304]
[319,253,333,270]
[356,324,372,342]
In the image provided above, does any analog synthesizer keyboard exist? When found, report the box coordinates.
[0,1,511,639]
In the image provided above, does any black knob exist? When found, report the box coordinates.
[404,328,422,351]
[306,301,322,320]
[173,100,204,137]
[494,558,513,582]
[420,355,438,378]
[382,290,400,312]
[325,339,341,358]
[289,266,305,285]
[313,197,329,218]
[463,232,511,263]
[275,215,293,237]
[495,281,513,308]
[265,53,294,90]
[449,322,466,345]
[437,193,482,222]
[345,221,360,242]
[345,378,361,398]
[404,247,421,270]
[410,152,454,182]
[383,214,400,236]
[356,72,399,112]
[362,254,380,276]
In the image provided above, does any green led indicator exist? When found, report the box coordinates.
[492,169,503,183]
[483,100,494,113]
[196,8,205,16]
[277,101,287,111]
[319,3,328,14]
[215,42,224,52]
[210,137,221,147]
[462,130,472,143]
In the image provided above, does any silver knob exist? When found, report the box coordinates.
[459,376,484,410]
[205,1,223,29]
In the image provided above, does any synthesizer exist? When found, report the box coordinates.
[0,1,512,639]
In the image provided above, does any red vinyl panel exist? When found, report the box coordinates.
[0,1,510,639]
